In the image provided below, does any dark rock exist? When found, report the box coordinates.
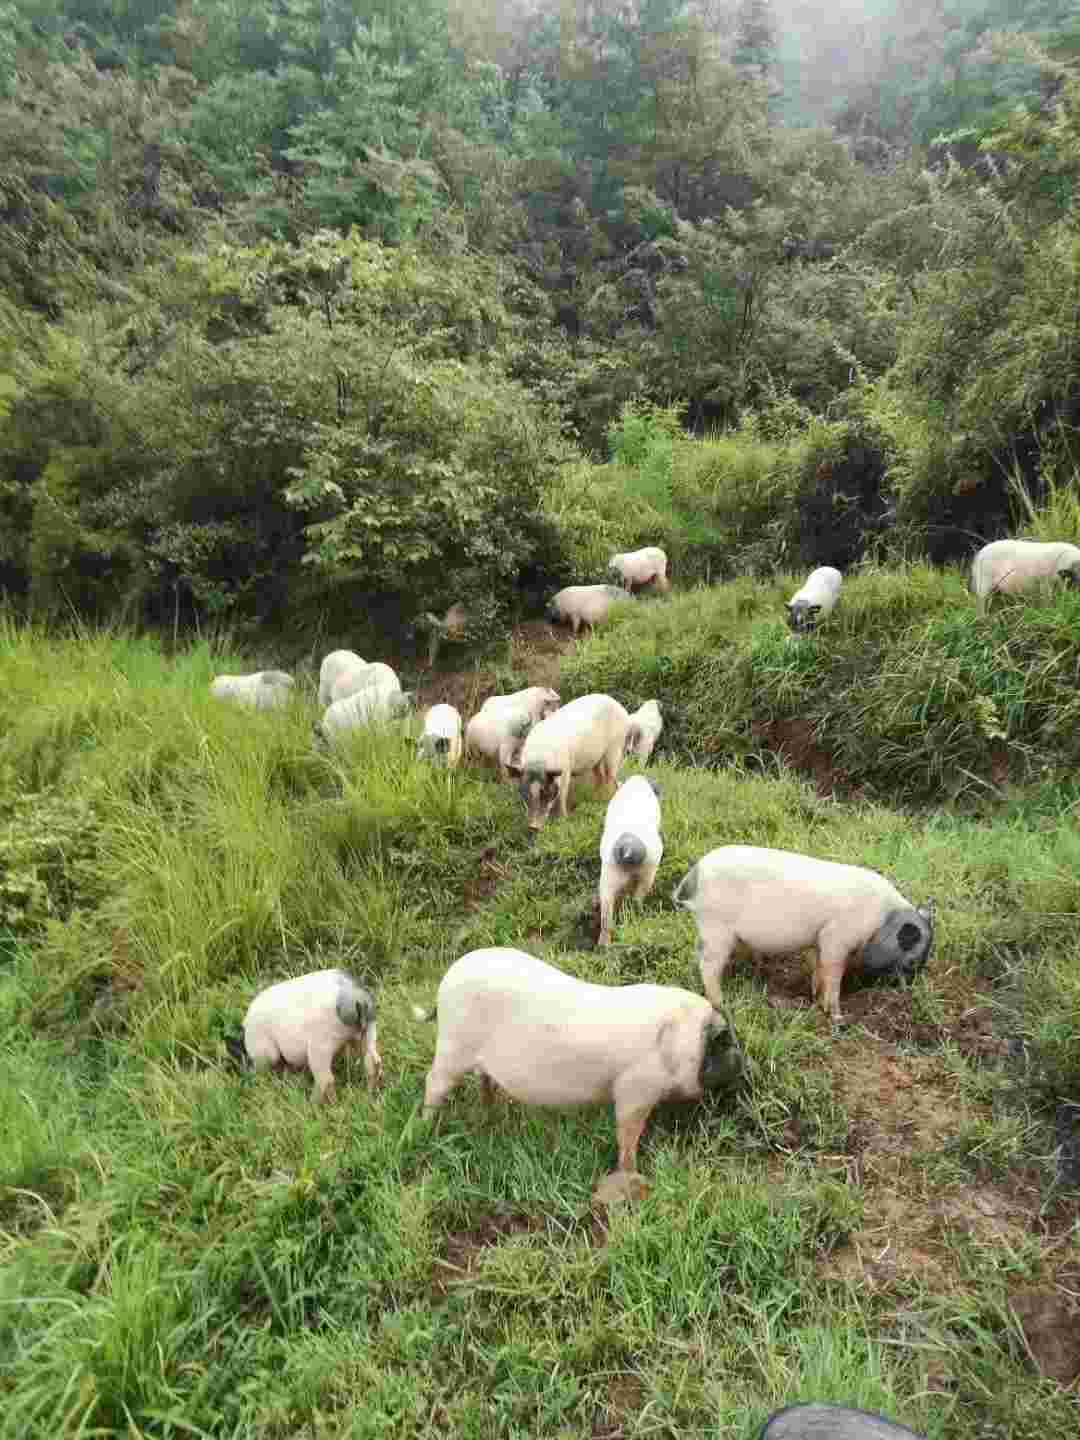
[761,1404,925,1439]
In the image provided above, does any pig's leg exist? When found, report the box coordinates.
[361,1022,383,1087]
[307,1035,342,1104]
[423,1056,469,1117]
[697,927,737,1008]
[478,1072,497,1107]
[557,773,570,818]
[597,872,623,947]
[614,1098,655,1172]
[813,933,850,1024]
[246,1031,282,1074]
[632,862,659,900]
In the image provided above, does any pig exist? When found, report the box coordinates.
[625,700,663,762]
[547,584,631,635]
[413,947,744,1181]
[785,567,843,633]
[230,968,382,1103]
[508,693,631,833]
[970,538,1080,615]
[317,680,416,741]
[417,703,463,768]
[328,662,375,705]
[478,686,561,724]
[465,685,561,778]
[597,776,664,947]
[608,546,671,594]
[318,650,367,707]
[673,845,935,1023]
[464,705,534,780]
[210,670,295,711]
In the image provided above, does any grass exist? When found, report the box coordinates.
[0,612,1078,1438]
[559,562,1080,803]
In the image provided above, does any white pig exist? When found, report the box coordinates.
[509,693,631,833]
[318,650,367,707]
[232,968,382,1103]
[547,584,631,636]
[597,776,664,947]
[413,947,744,1176]
[317,681,415,740]
[674,845,935,1023]
[210,670,295,711]
[464,705,535,780]
[785,567,843,633]
[625,700,663,762]
[478,686,561,724]
[417,703,463,768]
[608,546,671,594]
[971,538,1080,615]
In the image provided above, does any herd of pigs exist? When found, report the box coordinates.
[208,536,1079,1206]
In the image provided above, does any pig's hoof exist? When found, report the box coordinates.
[592,1170,651,1209]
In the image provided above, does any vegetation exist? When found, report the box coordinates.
[1,619,1078,1439]
[3,0,1080,1435]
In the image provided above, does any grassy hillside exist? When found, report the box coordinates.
[559,564,1080,810]
[1,609,1078,1437]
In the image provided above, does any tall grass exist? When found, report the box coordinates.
[2,617,1078,1438]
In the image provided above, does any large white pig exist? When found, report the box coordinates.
[547,585,631,636]
[464,705,534,780]
[318,678,415,740]
[413,947,744,1180]
[210,670,295,711]
[417,703,463,768]
[785,567,843,633]
[231,968,383,1103]
[674,845,935,1023]
[318,650,367,707]
[970,539,1080,615]
[509,693,631,833]
[625,700,663,762]
[597,776,664,947]
[608,546,671,594]
[478,686,561,724]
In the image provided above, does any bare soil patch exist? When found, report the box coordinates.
[755,718,857,798]
[409,619,574,719]
[1009,1284,1080,1384]
[434,1209,545,1293]
[820,1038,1080,1304]
[432,1199,608,1298]
[461,844,512,911]
[593,1373,648,1440]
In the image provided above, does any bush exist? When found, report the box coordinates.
[543,404,893,586]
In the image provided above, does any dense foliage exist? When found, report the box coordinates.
[6,0,1080,635]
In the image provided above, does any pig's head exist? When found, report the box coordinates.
[511,763,561,835]
[862,901,936,980]
[786,599,821,633]
[417,733,451,764]
[1062,562,1080,589]
[698,1014,746,1094]
[335,973,376,1030]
